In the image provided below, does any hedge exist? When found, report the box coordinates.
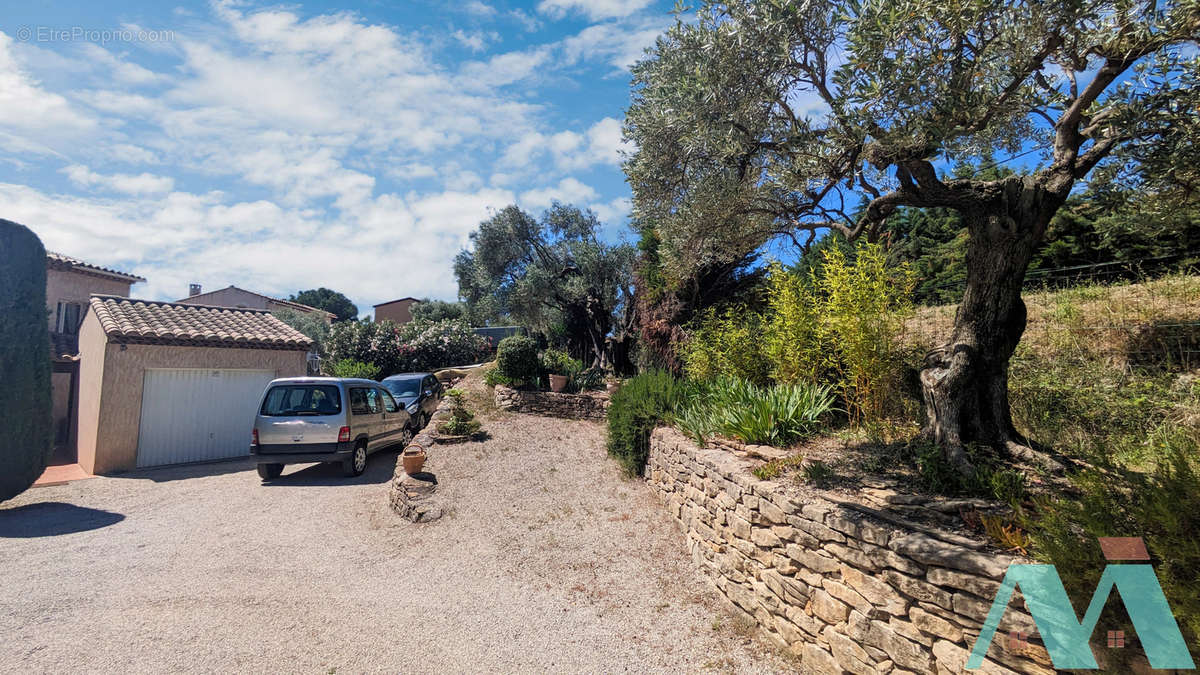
[0,220,52,501]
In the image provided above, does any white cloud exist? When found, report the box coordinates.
[63,165,175,194]
[464,1,498,17]
[451,29,498,53]
[519,177,598,211]
[537,0,653,21]
[500,117,628,172]
[559,16,670,71]
[0,33,96,138]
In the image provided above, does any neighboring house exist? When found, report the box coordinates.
[177,284,335,324]
[76,296,312,474]
[374,297,419,324]
[45,252,145,457]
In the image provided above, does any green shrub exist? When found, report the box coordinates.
[763,261,822,384]
[496,335,541,384]
[0,219,52,502]
[606,371,685,475]
[680,308,769,384]
[675,377,836,447]
[905,441,1028,503]
[326,318,489,375]
[439,388,482,436]
[484,368,517,388]
[328,359,380,380]
[1023,444,1200,664]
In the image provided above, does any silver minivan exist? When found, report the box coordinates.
[251,377,413,480]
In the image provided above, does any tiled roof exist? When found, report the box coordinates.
[50,332,79,361]
[180,286,336,318]
[47,252,146,283]
[89,295,314,350]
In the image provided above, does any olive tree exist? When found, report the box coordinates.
[625,0,1199,472]
[454,204,636,368]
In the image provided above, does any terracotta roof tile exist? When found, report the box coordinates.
[89,295,314,350]
[47,251,146,283]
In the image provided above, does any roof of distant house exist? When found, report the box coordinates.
[373,297,420,307]
[47,251,146,283]
[179,285,336,318]
[89,295,314,350]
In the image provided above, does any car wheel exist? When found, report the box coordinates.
[257,463,284,480]
[343,444,368,477]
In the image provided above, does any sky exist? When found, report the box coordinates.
[0,0,678,314]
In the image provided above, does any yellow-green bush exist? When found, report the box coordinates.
[815,244,917,424]
[763,262,822,384]
[679,307,769,384]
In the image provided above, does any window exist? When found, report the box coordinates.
[365,389,381,414]
[55,302,83,335]
[382,378,420,398]
[380,390,399,413]
[260,385,341,416]
[349,388,370,415]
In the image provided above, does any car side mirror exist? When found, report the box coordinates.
[423,389,432,397]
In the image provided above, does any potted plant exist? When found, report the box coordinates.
[541,349,579,393]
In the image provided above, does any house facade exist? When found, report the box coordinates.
[374,297,419,324]
[45,252,145,457]
[177,285,335,324]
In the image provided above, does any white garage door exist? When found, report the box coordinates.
[136,368,276,468]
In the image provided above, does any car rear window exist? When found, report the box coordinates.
[260,385,342,416]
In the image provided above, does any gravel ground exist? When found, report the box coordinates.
[0,410,792,673]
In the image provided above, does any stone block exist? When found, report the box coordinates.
[802,644,841,675]
[840,564,906,615]
[891,533,1011,577]
[810,588,849,624]
[908,605,963,643]
[881,570,955,610]
[823,578,872,614]
[824,625,876,674]
[927,566,1000,600]
[759,499,788,524]
[751,526,783,548]
[786,544,841,574]
[788,515,847,543]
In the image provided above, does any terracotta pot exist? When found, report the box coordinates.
[402,447,427,475]
[548,374,569,392]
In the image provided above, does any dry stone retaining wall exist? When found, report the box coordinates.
[647,427,1055,675]
[493,385,609,420]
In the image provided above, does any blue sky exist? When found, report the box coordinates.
[1,0,677,313]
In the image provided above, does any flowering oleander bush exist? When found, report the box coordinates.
[327,318,489,376]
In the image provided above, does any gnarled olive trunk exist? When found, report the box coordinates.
[919,177,1068,473]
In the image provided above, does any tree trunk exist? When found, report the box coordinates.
[919,177,1066,474]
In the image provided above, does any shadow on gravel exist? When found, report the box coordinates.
[108,457,257,483]
[0,502,125,538]
[259,449,401,487]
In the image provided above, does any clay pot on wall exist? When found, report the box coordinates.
[402,446,427,475]
[548,374,569,393]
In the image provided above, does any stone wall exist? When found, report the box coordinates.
[647,427,1055,675]
[493,385,609,420]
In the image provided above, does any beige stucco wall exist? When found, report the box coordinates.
[45,268,134,331]
[76,312,308,474]
[375,299,417,324]
[178,287,271,310]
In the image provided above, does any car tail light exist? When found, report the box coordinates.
[251,428,259,446]
[338,426,351,443]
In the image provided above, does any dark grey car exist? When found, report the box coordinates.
[380,373,443,429]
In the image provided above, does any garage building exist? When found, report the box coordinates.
[76,295,313,474]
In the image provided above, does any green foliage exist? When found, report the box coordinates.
[802,460,835,486]
[540,348,581,377]
[815,244,917,424]
[606,371,686,476]
[484,368,517,388]
[1023,445,1200,660]
[411,299,466,323]
[328,359,380,380]
[674,377,836,447]
[0,219,52,502]
[904,441,1028,503]
[273,308,330,357]
[289,287,358,322]
[495,335,541,384]
[752,454,805,480]
[682,242,915,428]
[439,388,482,437]
[455,204,635,365]
[680,307,769,384]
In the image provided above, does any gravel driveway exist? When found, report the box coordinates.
[0,411,789,673]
